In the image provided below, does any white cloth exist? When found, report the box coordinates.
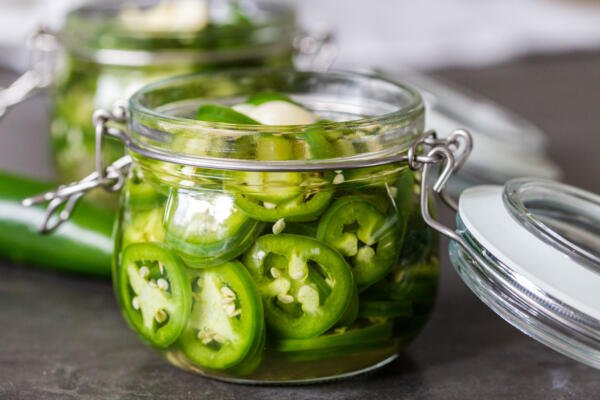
[294,0,600,69]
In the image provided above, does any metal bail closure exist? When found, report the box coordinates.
[22,104,132,233]
[294,29,337,71]
[0,27,60,120]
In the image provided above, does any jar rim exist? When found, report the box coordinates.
[125,68,425,170]
[62,1,295,66]
[503,178,600,268]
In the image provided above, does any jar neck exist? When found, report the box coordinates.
[125,70,425,168]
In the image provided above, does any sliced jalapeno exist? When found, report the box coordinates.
[124,168,165,209]
[179,261,264,371]
[119,243,191,348]
[165,189,265,267]
[317,196,401,290]
[365,261,439,306]
[122,207,166,248]
[235,190,333,222]
[229,135,303,203]
[303,120,357,160]
[243,234,354,339]
[275,321,394,361]
[304,124,335,159]
[275,321,393,352]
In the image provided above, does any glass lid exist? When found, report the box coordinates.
[449,178,600,369]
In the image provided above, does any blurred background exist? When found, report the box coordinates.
[3,0,600,70]
[1,1,600,397]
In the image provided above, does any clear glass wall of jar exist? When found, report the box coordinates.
[111,69,438,383]
[50,1,296,201]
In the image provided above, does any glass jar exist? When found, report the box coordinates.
[50,1,297,191]
[33,69,452,383]
[112,69,439,382]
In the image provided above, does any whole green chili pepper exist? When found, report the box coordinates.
[0,172,114,277]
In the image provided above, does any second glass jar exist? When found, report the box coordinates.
[51,0,296,192]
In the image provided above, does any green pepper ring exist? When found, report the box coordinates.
[317,196,402,290]
[119,243,191,348]
[275,321,394,352]
[165,189,265,268]
[178,261,265,371]
[244,234,354,339]
[235,190,333,223]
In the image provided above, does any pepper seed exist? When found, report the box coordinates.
[220,286,236,299]
[139,266,150,279]
[155,309,168,324]
[270,267,282,279]
[272,218,286,235]
[277,293,294,304]
[333,172,345,185]
[157,278,169,291]
[131,296,140,310]
[263,202,277,209]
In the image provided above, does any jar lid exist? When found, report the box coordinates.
[450,178,600,368]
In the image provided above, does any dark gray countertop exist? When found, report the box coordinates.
[1,53,599,399]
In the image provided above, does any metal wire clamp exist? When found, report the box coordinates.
[0,27,59,120]
[294,29,337,71]
[22,104,132,233]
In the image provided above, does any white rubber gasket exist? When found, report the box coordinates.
[459,185,600,321]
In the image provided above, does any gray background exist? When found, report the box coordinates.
[0,51,599,399]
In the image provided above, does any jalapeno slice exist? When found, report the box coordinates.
[235,190,333,222]
[229,135,303,203]
[165,189,265,267]
[124,168,165,209]
[122,207,166,248]
[178,261,264,371]
[243,234,354,339]
[119,243,191,348]
[275,321,393,352]
[304,125,335,159]
[365,262,439,306]
[317,196,401,290]
[274,321,394,361]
